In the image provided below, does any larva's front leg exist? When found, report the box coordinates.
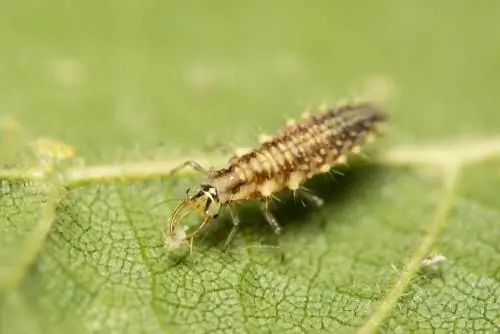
[169,160,209,176]
[224,205,241,249]
[203,142,234,155]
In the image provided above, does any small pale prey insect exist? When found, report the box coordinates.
[421,254,446,267]
[164,100,388,249]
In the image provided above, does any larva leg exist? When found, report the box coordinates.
[260,202,282,235]
[296,188,324,207]
[203,142,233,155]
[224,206,241,249]
[169,160,209,176]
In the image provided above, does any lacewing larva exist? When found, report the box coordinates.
[164,100,388,249]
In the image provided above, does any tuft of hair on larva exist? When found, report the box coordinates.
[165,99,389,249]
[235,147,252,157]
[318,100,329,112]
[258,133,273,144]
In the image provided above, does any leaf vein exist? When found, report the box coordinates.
[0,185,62,292]
[357,165,461,333]
[115,186,167,333]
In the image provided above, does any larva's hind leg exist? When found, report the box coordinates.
[260,202,283,235]
[224,205,241,249]
[296,188,324,207]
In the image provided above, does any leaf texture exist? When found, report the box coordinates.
[1,1,500,333]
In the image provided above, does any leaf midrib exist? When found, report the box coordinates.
[356,164,460,333]
[1,138,500,331]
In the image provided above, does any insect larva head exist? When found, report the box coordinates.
[168,184,222,244]
[187,184,222,218]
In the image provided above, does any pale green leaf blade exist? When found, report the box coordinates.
[1,1,500,333]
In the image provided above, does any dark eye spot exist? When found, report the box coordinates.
[201,184,218,198]
[191,191,204,199]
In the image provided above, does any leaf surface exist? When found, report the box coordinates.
[1,1,500,333]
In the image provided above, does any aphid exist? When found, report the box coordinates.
[421,254,446,267]
[164,100,388,249]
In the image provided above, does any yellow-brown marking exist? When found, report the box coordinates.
[212,101,387,201]
[167,100,388,248]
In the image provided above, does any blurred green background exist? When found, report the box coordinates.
[2,2,500,333]
[1,1,499,162]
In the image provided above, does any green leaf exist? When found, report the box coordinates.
[1,1,500,333]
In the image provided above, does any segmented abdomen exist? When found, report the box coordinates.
[210,102,387,202]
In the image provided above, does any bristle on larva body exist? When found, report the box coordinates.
[166,100,388,249]
[209,102,387,203]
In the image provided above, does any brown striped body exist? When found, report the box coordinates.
[166,100,388,249]
[207,102,387,204]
